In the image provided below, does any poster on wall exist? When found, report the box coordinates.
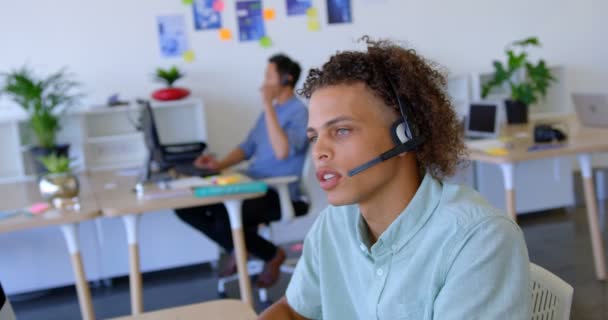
[157,15,190,57]
[193,0,222,30]
[237,0,266,41]
[327,0,352,24]
[286,0,312,16]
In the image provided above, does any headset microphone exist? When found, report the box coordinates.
[347,77,425,177]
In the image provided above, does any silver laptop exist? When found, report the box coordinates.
[572,93,608,128]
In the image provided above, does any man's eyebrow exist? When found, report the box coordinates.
[307,116,355,133]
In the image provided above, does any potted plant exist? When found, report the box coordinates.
[0,66,82,173]
[38,153,80,210]
[152,66,190,101]
[481,37,556,124]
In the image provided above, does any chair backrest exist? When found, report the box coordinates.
[0,283,16,320]
[530,263,573,320]
[300,149,328,218]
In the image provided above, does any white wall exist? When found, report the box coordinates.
[1,0,606,157]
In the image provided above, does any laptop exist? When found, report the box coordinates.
[464,101,501,139]
[572,93,608,128]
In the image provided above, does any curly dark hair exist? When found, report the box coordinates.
[298,37,468,180]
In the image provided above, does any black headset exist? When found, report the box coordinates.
[347,77,425,177]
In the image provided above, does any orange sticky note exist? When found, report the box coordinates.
[212,0,224,12]
[263,8,276,21]
[219,28,232,41]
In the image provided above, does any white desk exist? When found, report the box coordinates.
[89,171,265,315]
[0,176,100,320]
[468,115,608,280]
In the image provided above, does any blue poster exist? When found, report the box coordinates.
[157,15,189,57]
[286,0,312,16]
[327,0,352,24]
[193,0,222,30]
[236,0,266,42]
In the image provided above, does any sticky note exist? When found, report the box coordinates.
[307,19,320,31]
[259,36,273,48]
[212,0,225,12]
[183,50,195,63]
[182,0,193,5]
[263,8,276,21]
[29,202,49,215]
[485,147,509,156]
[306,7,318,18]
[219,28,232,40]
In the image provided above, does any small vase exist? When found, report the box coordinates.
[39,173,80,210]
[504,100,529,124]
[152,87,190,101]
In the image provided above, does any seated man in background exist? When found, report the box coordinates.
[175,54,309,288]
[260,38,531,319]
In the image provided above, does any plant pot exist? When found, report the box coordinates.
[152,87,190,101]
[30,144,70,175]
[504,100,529,124]
[38,172,80,210]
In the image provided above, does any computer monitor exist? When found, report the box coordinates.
[572,93,608,128]
[465,101,501,139]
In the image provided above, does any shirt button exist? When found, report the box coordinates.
[376,269,384,277]
[360,244,367,252]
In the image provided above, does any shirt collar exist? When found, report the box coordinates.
[355,173,442,256]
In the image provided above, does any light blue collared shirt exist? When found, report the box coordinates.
[239,96,308,200]
[286,174,532,319]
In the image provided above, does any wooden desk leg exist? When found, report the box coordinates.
[122,214,144,314]
[60,224,95,320]
[500,163,517,221]
[578,154,607,280]
[224,199,254,306]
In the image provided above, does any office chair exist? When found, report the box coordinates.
[530,263,573,320]
[0,283,16,320]
[217,151,327,303]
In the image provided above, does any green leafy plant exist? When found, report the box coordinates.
[481,37,556,106]
[38,153,72,174]
[155,66,184,87]
[0,66,82,148]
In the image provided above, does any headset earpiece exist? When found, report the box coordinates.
[280,74,291,86]
[391,120,410,144]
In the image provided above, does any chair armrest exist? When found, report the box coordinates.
[262,175,299,222]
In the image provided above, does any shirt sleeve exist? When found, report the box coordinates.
[284,107,309,157]
[238,115,260,160]
[285,213,323,319]
[433,217,532,319]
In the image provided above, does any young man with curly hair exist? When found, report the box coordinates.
[259,38,531,319]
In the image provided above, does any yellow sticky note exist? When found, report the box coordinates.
[219,28,232,41]
[183,50,195,63]
[263,8,276,21]
[307,19,320,31]
[306,7,318,18]
[182,0,193,5]
[259,36,273,48]
[485,147,509,156]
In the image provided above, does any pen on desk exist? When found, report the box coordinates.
[527,144,566,152]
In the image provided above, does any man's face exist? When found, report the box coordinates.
[264,63,282,88]
[307,83,401,206]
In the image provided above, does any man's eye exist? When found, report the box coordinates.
[308,135,318,143]
[336,128,351,136]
